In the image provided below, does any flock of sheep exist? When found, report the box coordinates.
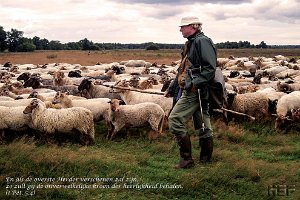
[0,54,300,145]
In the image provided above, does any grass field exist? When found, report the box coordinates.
[1,48,300,66]
[0,49,299,199]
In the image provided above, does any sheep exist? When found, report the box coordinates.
[52,91,111,123]
[128,76,140,88]
[138,78,154,90]
[120,60,152,68]
[27,91,63,109]
[256,87,286,114]
[291,108,300,122]
[52,71,72,86]
[92,70,118,82]
[23,99,95,145]
[0,106,32,139]
[0,96,15,101]
[275,69,300,79]
[277,81,300,93]
[114,80,172,116]
[227,91,270,121]
[107,99,165,140]
[275,91,300,129]
[0,98,33,107]
[40,84,80,96]
[78,79,121,100]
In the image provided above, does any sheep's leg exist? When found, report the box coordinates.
[149,117,160,131]
[106,122,114,140]
[0,130,5,144]
[109,125,122,141]
[44,133,52,145]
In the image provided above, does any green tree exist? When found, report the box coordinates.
[17,42,36,52]
[48,40,64,50]
[32,36,44,50]
[66,42,81,50]
[7,28,23,52]
[257,41,268,48]
[146,44,160,50]
[0,26,7,51]
[79,38,92,50]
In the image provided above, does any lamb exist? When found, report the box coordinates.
[107,99,165,140]
[275,91,300,129]
[23,99,95,145]
[78,79,121,99]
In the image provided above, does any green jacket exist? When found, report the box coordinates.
[184,32,217,99]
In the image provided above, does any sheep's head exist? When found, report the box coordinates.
[28,91,39,99]
[17,72,31,81]
[52,91,69,104]
[109,99,120,111]
[114,79,129,88]
[105,70,115,77]
[161,79,172,92]
[23,99,39,114]
[277,81,291,93]
[275,114,291,130]
[52,71,65,81]
[129,76,140,88]
[24,77,41,89]
[291,108,300,122]
[78,79,92,91]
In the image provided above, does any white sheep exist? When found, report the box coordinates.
[107,99,165,140]
[0,106,32,139]
[227,91,270,120]
[52,91,111,122]
[23,99,95,145]
[114,80,172,116]
[0,99,33,107]
[78,79,121,99]
[275,91,300,129]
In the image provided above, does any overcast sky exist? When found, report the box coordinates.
[1,0,299,45]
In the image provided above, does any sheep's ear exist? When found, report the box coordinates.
[119,100,126,105]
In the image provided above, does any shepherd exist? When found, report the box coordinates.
[165,16,217,169]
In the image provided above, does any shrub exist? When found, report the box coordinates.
[146,44,160,50]
[47,54,58,59]
[17,42,36,52]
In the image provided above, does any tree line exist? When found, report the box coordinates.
[0,26,299,52]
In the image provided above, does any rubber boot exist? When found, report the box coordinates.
[199,137,213,164]
[175,135,194,169]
